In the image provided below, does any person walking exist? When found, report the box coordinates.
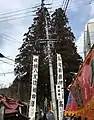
[46,109,55,120]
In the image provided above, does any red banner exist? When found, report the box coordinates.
[65,49,94,119]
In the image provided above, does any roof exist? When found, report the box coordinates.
[0,95,29,119]
[0,95,20,114]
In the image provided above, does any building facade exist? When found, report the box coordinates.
[84,22,94,57]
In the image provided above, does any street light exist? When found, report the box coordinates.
[0,53,14,62]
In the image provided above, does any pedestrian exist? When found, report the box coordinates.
[46,108,55,120]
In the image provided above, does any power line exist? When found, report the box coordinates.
[0,71,14,75]
[0,0,92,19]
[0,0,92,23]
[0,14,33,23]
[0,10,33,20]
[0,4,45,18]
[61,0,70,11]
[64,0,70,12]
[0,35,21,44]
[0,36,20,44]
[1,34,18,41]
[54,0,94,10]
[0,3,50,18]
[0,53,15,62]
[0,60,14,66]
[0,7,33,16]
[4,56,15,62]
[0,34,21,44]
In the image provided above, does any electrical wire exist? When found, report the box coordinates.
[0,0,92,18]
[0,71,14,75]
[4,56,15,62]
[64,0,70,12]
[0,34,19,41]
[0,10,33,20]
[62,0,69,11]
[53,0,94,11]
[0,35,21,44]
[0,7,33,16]
[0,14,33,23]
[0,60,14,66]
[0,53,15,62]
[0,0,93,23]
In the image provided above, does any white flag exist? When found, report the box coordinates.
[56,54,64,120]
[29,55,39,120]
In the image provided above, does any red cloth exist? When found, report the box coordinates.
[65,50,94,119]
[0,96,20,114]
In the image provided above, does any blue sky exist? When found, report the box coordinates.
[67,0,91,39]
[0,0,94,87]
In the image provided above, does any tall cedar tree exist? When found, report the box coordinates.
[14,7,82,107]
[51,8,82,106]
[51,8,82,86]
[15,7,51,107]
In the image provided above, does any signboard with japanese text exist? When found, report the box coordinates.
[56,84,62,100]
[29,55,39,120]
[56,54,64,120]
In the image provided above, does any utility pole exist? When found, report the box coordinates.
[45,15,57,120]
[41,0,57,120]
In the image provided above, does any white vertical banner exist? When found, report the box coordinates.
[56,54,64,120]
[29,55,39,120]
